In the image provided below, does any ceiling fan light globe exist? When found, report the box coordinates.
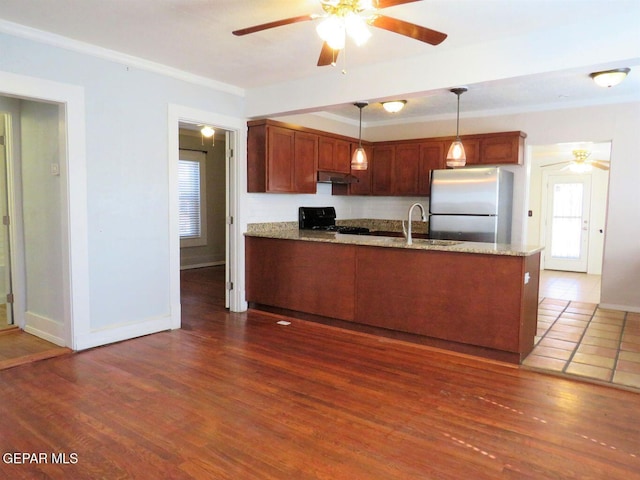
[351,147,368,170]
[316,17,346,50]
[200,126,215,138]
[345,13,371,46]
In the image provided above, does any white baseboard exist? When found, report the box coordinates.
[73,314,174,351]
[24,311,65,347]
[598,302,640,314]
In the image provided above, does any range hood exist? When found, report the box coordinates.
[317,171,360,184]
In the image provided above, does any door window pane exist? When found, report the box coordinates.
[550,183,583,259]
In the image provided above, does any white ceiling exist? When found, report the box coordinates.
[0,0,638,123]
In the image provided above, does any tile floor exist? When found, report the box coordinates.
[523,270,640,391]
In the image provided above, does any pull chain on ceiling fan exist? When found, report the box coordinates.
[232,0,447,67]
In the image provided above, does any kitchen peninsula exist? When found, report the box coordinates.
[245,223,543,363]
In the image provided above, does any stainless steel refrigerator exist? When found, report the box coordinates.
[428,167,514,243]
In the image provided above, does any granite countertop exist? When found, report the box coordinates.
[245,222,544,257]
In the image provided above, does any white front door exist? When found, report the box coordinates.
[544,174,591,272]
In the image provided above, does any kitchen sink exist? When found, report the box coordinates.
[367,230,430,239]
[368,234,462,246]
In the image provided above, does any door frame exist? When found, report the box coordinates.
[168,104,246,327]
[542,171,592,272]
[0,71,89,349]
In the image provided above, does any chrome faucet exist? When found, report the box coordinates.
[402,202,426,245]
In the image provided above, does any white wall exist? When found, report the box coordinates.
[0,30,245,348]
[20,100,65,341]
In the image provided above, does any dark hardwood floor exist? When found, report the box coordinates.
[0,266,638,479]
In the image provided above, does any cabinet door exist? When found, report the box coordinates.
[334,139,352,173]
[294,131,318,193]
[394,144,421,195]
[453,138,480,165]
[480,133,523,164]
[419,141,445,195]
[317,135,335,171]
[371,145,394,195]
[267,126,295,192]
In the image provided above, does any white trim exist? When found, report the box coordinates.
[0,19,245,97]
[168,104,247,328]
[74,314,174,351]
[24,312,65,347]
[599,303,640,314]
[0,71,89,350]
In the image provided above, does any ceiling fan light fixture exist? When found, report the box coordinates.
[590,68,630,88]
[351,101,369,171]
[382,100,406,113]
[200,125,215,138]
[446,87,468,168]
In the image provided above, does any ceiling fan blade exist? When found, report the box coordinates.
[318,42,339,66]
[541,161,570,168]
[370,15,447,45]
[232,14,314,36]
[591,161,610,170]
[377,0,423,8]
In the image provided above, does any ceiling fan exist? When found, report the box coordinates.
[544,149,610,173]
[232,0,447,67]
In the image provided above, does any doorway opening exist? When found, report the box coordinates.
[528,141,611,304]
[178,123,230,308]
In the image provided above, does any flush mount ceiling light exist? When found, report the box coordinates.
[382,100,406,113]
[590,68,630,88]
[351,101,368,171]
[446,87,468,168]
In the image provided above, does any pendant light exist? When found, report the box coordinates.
[446,87,468,168]
[351,102,368,171]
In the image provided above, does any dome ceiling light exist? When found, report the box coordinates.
[382,100,407,113]
[590,68,630,88]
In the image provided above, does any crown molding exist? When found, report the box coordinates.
[0,19,245,97]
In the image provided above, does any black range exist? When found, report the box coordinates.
[298,207,369,235]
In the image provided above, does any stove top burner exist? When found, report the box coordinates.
[310,225,369,234]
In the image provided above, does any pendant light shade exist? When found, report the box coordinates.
[351,102,368,171]
[446,87,468,168]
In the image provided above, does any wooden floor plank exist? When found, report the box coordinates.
[0,266,638,479]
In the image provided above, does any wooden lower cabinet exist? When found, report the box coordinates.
[246,236,540,362]
[355,246,539,359]
[245,237,356,321]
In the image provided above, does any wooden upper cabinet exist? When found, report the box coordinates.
[479,132,525,165]
[419,141,445,195]
[371,145,394,195]
[248,118,526,195]
[457,138,480,165]
[394,143,421,195]
[247,121,317,193]
[294,131,319,193]
[266,125,295,192]
[318,136,351,173]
